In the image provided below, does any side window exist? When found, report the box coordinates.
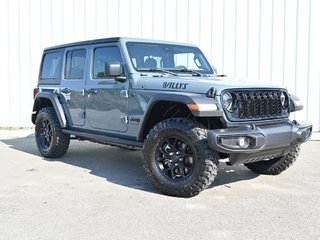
[65,49,86,79]
[40,51,62,79]
[93,46,122,79]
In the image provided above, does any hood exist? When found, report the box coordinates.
[132,74,282,95]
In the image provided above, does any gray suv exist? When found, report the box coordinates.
[32,37,312,197]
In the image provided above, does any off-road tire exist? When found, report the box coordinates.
[35,107,70,158]
[244,144,301,175]
[143,118,219,198]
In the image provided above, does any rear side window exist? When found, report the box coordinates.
[93,46,122,79]
[65,49,86,79]
[40,51,62,80]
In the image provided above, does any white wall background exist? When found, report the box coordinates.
[0,0,319,129]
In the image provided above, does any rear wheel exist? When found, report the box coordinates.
[244,144,301,175]
[143,118,219,197]
[35,107,70,158]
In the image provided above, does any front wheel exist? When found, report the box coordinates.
[244,144,301,175]
[143,118,219,197]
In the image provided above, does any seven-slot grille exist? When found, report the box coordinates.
[224,89,288,121]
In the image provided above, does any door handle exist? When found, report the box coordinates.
[60,88,71,94]
[87,89,98,95]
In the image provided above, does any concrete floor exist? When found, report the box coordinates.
[0,130,319,240]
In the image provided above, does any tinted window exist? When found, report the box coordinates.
[40,51,62,79]
[65,49,86,79]
[93,46,122,79]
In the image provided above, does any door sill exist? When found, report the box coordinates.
[62,129,144,150]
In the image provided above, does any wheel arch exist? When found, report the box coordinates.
[138,100,191,141]
[137,93,225,142]
[32,92,68,128]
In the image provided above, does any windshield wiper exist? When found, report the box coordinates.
[137,68,178,76]
[175,68,203,77]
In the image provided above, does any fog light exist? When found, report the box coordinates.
[297,127,312,142]
[219,136,252,149]
[220,137,235,147]
[237,137,250,148]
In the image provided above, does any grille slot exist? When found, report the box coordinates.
[222,89,288,122]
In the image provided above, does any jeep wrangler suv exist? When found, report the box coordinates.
[32,37,312,197]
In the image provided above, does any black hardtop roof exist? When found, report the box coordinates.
[44,37,121,51]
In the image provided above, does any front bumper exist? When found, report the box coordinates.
[207,120,312,165]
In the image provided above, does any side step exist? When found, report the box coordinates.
[62,129,144,150]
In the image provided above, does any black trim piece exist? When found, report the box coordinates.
[62,129,144,150]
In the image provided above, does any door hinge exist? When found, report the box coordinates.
[120,90,129,99]
[80,89,86,97]
[120,116,129,124]
[80,111,85,119]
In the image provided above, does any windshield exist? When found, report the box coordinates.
[126,42,214,75]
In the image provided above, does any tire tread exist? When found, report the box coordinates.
[245,145,301,175]
[143,118,219,197]
[35,107,70,158]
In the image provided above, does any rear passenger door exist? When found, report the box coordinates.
[85,43,128,132]
[60,47,87,126]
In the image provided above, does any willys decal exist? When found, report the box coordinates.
[163,82,189,90]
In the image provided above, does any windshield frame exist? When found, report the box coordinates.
[126,42,214,75]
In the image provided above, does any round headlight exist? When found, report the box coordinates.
[280,91,289,109]
[222,92,233,111]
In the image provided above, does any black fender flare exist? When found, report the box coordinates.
[32,92,68,128]
[137,92,223,141]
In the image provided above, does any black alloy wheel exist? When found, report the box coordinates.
[35,107,70,158]
[38,118,53,151]
[156,136,195,180]
[143,118,219,197]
